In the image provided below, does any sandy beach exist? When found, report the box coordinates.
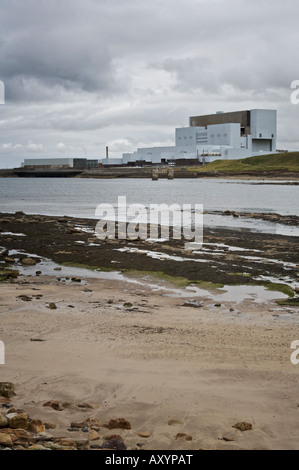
[0,212,299,450]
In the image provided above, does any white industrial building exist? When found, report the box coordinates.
[100,109,277,166]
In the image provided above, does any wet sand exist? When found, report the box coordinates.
[0,212,299,450]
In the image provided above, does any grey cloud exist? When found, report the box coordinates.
[0,0,299,168]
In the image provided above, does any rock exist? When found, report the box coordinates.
[0,413,8,428]
[17,295,32,301]
[123,302,133,308]
[0,249,9,257]
[4,257,15,263]
[44,422,56,430]
[77,402,98,409]
[0,433,13,447]
[88,430,100,441]
[90,443,102,449]
[54,267,61,271]
[47,303,57,310]
[53,438,76,447]
[73,439,89,450]
[232,422,252,432]
[7,412,29,430]
[34,432,54,442]
[137,432,151,438]
[175,433,193,441]
[182,300,203,308]
[108,418,131,430]
[13,429,32,441]
[70,417,100,430]
[101,439,127,450]
[27,444,49,450]
[21,257,37,266]
[43,400,60,411]
[0,382,16,398]
[28,419,46,434]
[214,303,222,307]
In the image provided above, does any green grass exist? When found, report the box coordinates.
[187,152,299,173]
[62,262,295,299]
[276,298,299,306]
[264,282,294,298]
[0,268,19,281]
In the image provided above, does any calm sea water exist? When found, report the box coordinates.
[0,177,298,235]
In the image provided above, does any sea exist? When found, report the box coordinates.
[0,177,298,236]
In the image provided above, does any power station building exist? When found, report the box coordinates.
[21,108,278,169]
[22,158,98,169]
[101,108,277,166]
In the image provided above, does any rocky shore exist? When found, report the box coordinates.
[0,211,299,450]
[0,211,298,294]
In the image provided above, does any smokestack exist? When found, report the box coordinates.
[106,146,109,159]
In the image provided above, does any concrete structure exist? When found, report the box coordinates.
[99,109,277,166]
[21,109,278,169]
[22,158,99,169]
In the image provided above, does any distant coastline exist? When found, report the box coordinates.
[1,167,299,180]
[2,152,299,180]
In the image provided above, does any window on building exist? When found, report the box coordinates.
[259,133,262,138]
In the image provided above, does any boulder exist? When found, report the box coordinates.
[21,258,37,266]
[0,413,8,428]
[108,418,131,430]
[0,432,13,447]
[101,438,127,450]
[88,430,100,441]
[232,421,252,432]
[47,303,57,310]
[7,412,29,430]
[175,433,193,441]
[28,419,45,434]
[43,400,60,411]
[0,382,16,398]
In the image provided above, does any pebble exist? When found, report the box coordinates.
[232,421,252,432]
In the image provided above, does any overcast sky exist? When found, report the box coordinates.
[0,0,299,168]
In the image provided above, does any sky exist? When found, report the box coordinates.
[0,0,299,168]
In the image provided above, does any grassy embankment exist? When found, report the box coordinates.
[185,152,299,174]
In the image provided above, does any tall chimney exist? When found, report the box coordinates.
[106,146,109,159]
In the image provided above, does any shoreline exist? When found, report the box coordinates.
[0,211,299,450]
[1,168,299,181]
[0,211,298,294]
